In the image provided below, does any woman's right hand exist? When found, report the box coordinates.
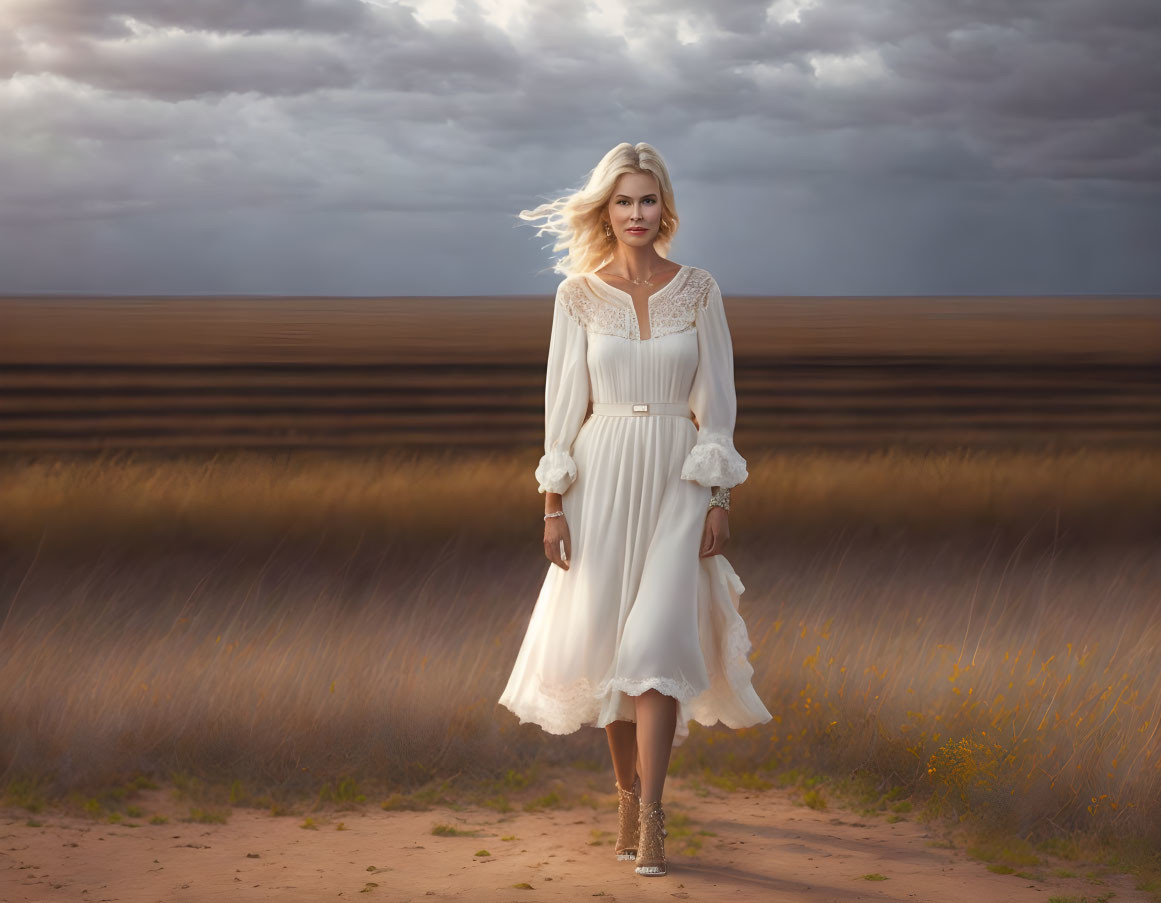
[543,512,572,570]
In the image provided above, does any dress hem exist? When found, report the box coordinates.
[498,557,773,747]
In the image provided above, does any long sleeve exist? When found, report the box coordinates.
[680,274,749,489]
[534,280,591,495]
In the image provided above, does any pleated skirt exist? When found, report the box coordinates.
[499,411,772,747]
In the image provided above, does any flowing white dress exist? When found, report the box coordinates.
[498,265,772,747]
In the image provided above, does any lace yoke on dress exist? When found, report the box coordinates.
[556,266,716,341]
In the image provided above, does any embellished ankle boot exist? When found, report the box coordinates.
[614,774,640,860]
[634,799,667,876]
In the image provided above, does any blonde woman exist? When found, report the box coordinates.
[498,142,772,878]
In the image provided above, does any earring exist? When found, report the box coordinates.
[604,222,613,239]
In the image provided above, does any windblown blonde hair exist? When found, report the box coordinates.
[517,142,680,277]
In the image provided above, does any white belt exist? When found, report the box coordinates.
[591,401,692,417]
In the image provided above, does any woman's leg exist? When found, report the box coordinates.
[605,719,639,790]
[634,689,677,803]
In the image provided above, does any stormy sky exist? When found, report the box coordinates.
[1,0,1158,296]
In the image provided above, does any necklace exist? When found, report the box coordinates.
[605,267,660,286]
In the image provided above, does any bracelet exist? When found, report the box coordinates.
[544,511,565,520]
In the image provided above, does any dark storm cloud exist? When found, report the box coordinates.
[9,0,373,38]
[0,0,1158,293]
[9,1,514,100]
[625,0,1161,182]
[43,30,358,100]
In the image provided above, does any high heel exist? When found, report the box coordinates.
[634,799,667,876]
[614,774,640,860]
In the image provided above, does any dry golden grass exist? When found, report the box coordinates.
[1,446,1159,850]
[0,445,1157,549]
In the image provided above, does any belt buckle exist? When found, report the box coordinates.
[632,403,649,413]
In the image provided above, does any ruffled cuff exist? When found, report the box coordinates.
[680,432,748,489]
[535,448,578,495]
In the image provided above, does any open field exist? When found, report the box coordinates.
[2,294,1159,897]
[5,294,1159,362]
[2,449,1158,835]
[2,294,1158,452]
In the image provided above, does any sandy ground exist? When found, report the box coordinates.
[1,777,1150,903]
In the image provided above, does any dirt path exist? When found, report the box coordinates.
[1,777,1148,903]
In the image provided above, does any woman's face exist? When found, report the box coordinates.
[605,171,663,247]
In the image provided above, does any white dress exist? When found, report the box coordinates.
[498,264,772,747]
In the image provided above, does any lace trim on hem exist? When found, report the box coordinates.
[502,561,763,737]
[603,675,702,702]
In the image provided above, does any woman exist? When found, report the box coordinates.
[498,142,772,878]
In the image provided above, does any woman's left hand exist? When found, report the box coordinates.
[699,506,730,557]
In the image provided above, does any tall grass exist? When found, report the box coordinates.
[1,446,1157,550]
[1,448,1158,844]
